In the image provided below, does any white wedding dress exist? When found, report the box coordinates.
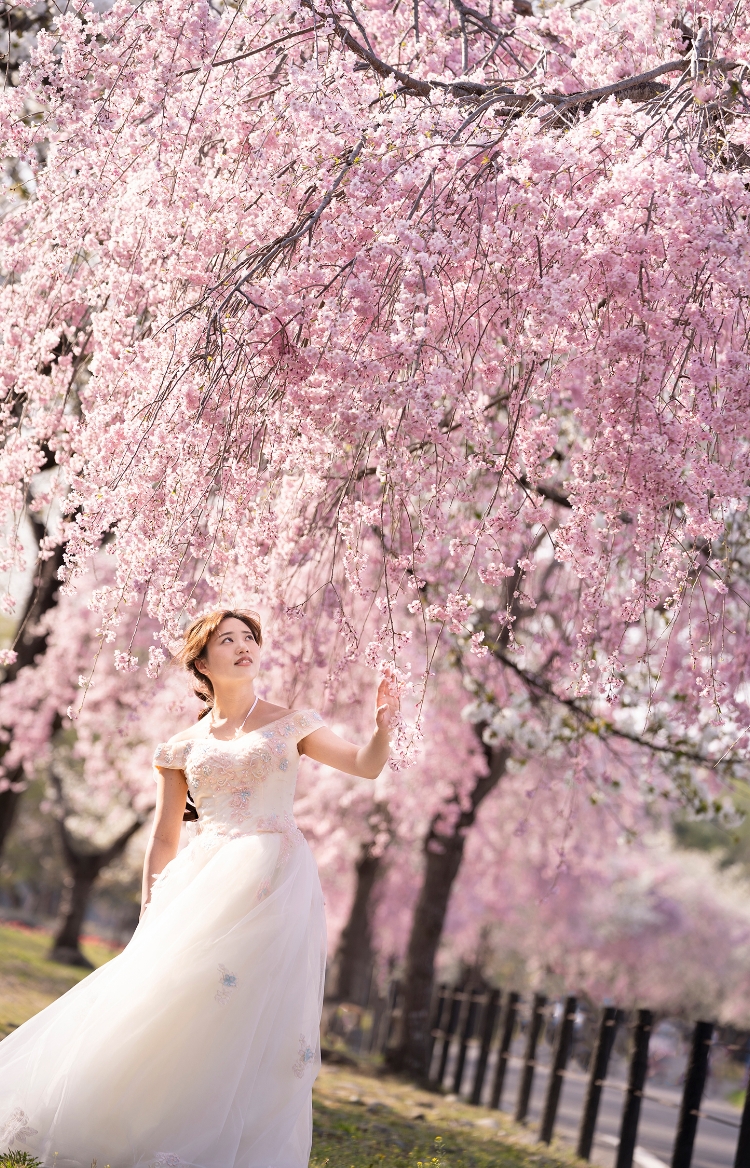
[0,709,328,1168]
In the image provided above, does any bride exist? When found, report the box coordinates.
[0,609,396,1168]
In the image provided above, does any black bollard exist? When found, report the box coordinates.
[515,993,548,1123]
[453,987,481,1095]
[427,984,449,1075]
[539,995,577,1144]
[671,1020,714,1168]
[577,1006,621,1160]
[490,991,520,1110]
[471,988,500,1106]
[616,1009,653,1168]
[436,986,462,1087]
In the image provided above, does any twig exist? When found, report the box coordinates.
[179,25,316,77]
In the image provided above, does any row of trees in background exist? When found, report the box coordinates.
[0,0,748,1066]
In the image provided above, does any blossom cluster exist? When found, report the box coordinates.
[0,0,746,776]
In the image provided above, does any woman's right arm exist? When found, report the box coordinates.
[140,766,188,918]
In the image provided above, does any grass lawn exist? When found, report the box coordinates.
[0,924,577,1168]
[0,922,119,1038]
[312,1060,579,1168]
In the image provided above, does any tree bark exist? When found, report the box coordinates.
[386,736,510,1078]
[50,804,146,966]
[329,841,382,1005]
[0,528,66,855]
[50,862,100,967]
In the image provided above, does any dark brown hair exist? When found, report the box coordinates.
[177,609,263,718]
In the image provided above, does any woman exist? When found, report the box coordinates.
[0,609,396,1168]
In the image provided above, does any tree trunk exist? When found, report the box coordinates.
[50,859,101,967]
[387,738,510,1078]
[329,842,382,1005]
[0,787,22,859]
[0,529,66,855]
[49,802,147,966]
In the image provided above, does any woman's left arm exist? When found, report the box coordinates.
[299,679,398,780]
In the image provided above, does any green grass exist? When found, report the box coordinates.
[0,922,119,1037]
[312,1063,580,1168]
[0,926,577,1168]
[0,1154,44,1168]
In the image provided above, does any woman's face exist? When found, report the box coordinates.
[196,617,260,687]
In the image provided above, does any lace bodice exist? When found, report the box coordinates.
[153,709,324,839]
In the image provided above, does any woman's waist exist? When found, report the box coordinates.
[188,806,300,841]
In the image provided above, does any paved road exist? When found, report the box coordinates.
[438,1043,741,1167]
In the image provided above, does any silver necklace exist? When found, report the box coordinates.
[211,694,259,739]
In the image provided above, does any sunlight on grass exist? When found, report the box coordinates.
[312,1064,580,1168]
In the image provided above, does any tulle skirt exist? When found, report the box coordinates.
[0,827,327,1168]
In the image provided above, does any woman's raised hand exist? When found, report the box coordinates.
[375,675,399,733]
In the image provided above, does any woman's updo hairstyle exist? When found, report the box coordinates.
[177,609,262,719]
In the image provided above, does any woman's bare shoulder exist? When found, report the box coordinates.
[165,721,210,745]
[258,701,293,722]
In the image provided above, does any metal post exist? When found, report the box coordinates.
[734,1072,750,1168]
[515,992,548,1123]
[436,986,462,1087]
[539,995,577,1144]
[453,986,481,1095]
[376,978,401,1053]
[672,1020,714,1168]
[577,1007,621,1160]
[427,983,448,1073]
[490,991,520,1110]
[616,1009,653,1168]
[471,988,500,1106]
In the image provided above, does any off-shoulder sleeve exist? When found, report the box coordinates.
[293,710,325,740]
[153,741,191,770]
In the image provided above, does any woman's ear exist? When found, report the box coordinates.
[194,656,208,677]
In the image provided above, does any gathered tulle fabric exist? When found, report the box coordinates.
[0,710,328,1168]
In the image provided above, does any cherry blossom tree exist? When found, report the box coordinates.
[0,566,191,961]
[0,0,747,1053]
[0,0,745,734]
[0,505,66,854]
[389,752,750,1027]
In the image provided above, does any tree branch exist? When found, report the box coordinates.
[179,26,316,77]
[491,647,735,770]
[298,4,738,112]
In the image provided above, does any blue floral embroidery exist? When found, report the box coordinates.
[279,759,289,771]
[292,1034,315,1078]
[215,964,238,1004]
[230,789,254,821]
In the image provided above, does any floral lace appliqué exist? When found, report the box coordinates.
[153,741,192,770]
[230,789,254,822]
[153,1155,184,1167]
[186,740,273,793]
[0,1108,38,1146]
[292,1034,316,1078]
[256,812,304,866]
[215,964,238,1004]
